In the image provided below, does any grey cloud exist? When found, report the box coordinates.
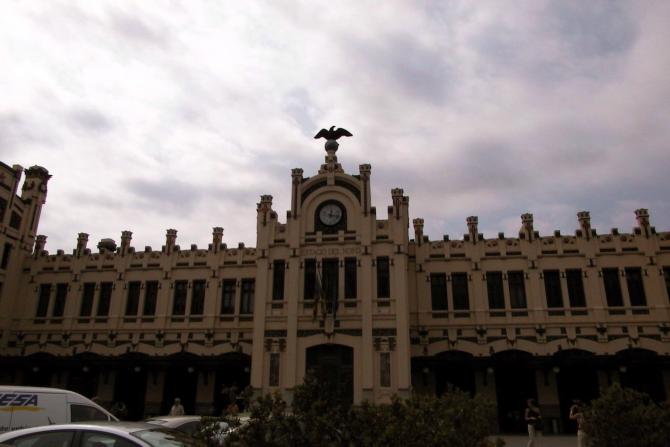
[470,1,637,83]
[67,108,114,133]
[0,113,59,153]
[283,88,318,137]
[544,1,636,58]
[346,32,453,105]
[107,8,169,48]
[126,178,203,215]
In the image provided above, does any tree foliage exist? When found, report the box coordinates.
[223,372,498,447]
[583,383,670,447]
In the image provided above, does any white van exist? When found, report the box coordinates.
[0,386,117,433]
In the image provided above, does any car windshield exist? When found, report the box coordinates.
[132,428,204,447]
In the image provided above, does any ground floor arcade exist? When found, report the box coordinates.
[411,348,670,434]
[2,348,669,433]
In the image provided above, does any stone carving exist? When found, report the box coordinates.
[314,126,353,141]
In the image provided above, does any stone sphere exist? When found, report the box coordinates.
[325,139,339,152]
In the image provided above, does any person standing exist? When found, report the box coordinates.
[570,399,586,447]
[169,397,185,416]
[525,398,543,447]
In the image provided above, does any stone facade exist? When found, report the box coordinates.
[1,147,669,432]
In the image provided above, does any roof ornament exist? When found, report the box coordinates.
[315,126,352,174]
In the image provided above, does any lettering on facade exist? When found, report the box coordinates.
[302,247,362,256]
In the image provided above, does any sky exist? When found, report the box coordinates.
[1,1,670,253]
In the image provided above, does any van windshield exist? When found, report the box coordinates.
[132,428,205,447]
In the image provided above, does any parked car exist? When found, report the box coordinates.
[145,414,250,446]
[0,421,204,447]
[144,416,229,445]
[0,386,116,433]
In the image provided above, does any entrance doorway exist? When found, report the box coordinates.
[433,351,476,396]
[113,367,148,420]
[618,349,666,402]
[213,353,251,415]
[305,344,354,405]
[492,350,537,433]
[554,350,600,434]
[161,366,198,415]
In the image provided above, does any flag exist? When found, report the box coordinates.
[313,266,325,321]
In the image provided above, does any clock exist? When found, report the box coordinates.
[319,203,343,226]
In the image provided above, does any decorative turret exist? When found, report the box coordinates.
[520,213,534,241]
[577,211,591,239]
[466,216,479,244]
[359,164,372,216]
[212,227,224,253]
[290,169,303,219]
[635,208,651,237]
[257,195,274,226]
[76,233,89,257]
[19,165,51,242]
[120,231,132,256]
[391,188,404,220]
[413,218,424,246]
[33,235,47,257]
[165,229,177,255]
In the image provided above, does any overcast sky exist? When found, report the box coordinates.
[2,1,669,252]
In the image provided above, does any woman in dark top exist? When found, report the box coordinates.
[525,398,542,447]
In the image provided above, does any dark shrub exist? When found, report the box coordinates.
[584,383,670,447]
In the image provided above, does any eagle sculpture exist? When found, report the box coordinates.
[314,126,353,140]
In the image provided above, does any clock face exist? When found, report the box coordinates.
[319,203,343,226]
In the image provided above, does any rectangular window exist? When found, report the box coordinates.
[344,257,357,299]
[172,280,188,315]
[543,270,563,308]
[430,273,448,311]
[603,268,624,307]
[1,243,11,270]
[269,353,280,387]
[240,279,255,314]
[80,283,95,317]
[451,273,470,310]
[9,211,21,230]
[380,352,391,388]
[625,267,647,306]
[221,279,236,314]
[303,259,316,300]
[272,260,285,301]
[52,283,68,317]
[376,256,390,298]
[143,281,158,316]
[322,258,339,312]
[0,197,6,223]
[664,267,670,303]
[508,271,527,308]
[486,272,505,309]
[36,284,51,317]
[125,281,141,316]
[97,282,112,317]
[566,269,586,307]
[191,280,206,315]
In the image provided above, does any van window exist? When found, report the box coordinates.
[6,430,74,447]
[70,404,109,422]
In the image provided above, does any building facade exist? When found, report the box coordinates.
[1,142,670,432]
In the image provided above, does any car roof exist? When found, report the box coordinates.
[145,416,201,422]
[0,421,160,440]
[0,386,81,395]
